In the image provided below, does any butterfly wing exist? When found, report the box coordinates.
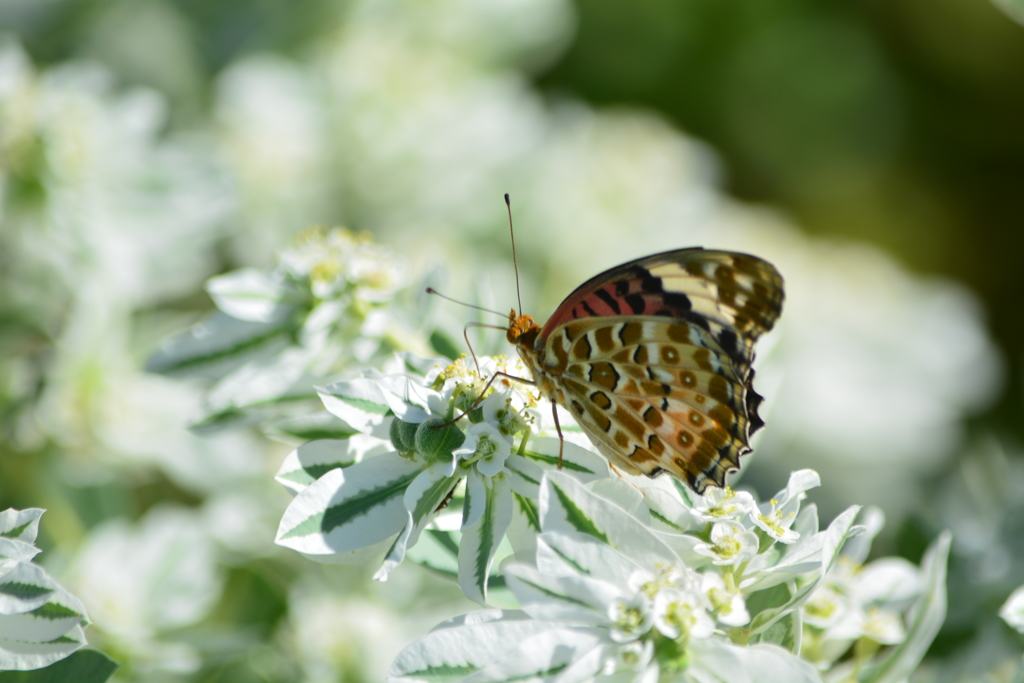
[534,249,783,492]
[541,248,784,380]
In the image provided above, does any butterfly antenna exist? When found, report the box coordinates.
[425,287,505,318]
[505,193,523,317]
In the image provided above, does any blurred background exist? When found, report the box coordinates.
[1,0,1023,680]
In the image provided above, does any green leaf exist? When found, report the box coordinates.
[755,609,802,654]
[267,413,360,443]
[145,312,295,379]
[205,268,297,322]
[429,329,462,360]
[317,379,394,433]
[276,453,422,557]
[458,474,514,605]
[0,649,117,683]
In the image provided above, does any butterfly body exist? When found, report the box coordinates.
[507,248,784,493]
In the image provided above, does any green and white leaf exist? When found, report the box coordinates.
[539,471,678,571]
[0,565,88,671]
[855,531,951,683]
[266,412,361,444]
[317,378,396,434]
[375,464,457,581]
[275,451,422,560]
[386,609,596,682]
[275,435,393,495]
[519,438,608,482]
[0,539,41,574]
[0,510,44,544]
[687,639,825,683]
[458,471,514,605]
[747,506,862,634]
[205,268,298,323]
[146,311,296,380]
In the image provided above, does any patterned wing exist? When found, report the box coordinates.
[531,249,783,492]
[541,248,784,380]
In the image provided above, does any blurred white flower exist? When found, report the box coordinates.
[1000,584,1024,634]
[68,506,223,674]
[652,587,714,641]
[609,592,654,643]
[701,572,750,627]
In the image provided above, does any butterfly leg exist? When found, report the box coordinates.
[551,400,564,470]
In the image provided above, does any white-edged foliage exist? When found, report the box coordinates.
[386,470,949,682]
[0,509,90,671]
[274,354,607,603]
[146,227,415,434]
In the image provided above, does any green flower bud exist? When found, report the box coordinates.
[415,418,465,461]
[390,418,419,453]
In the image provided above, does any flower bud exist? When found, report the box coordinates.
[414,418,465,461]
[389,418,419,453]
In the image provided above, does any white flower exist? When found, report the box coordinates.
[694,520,759,566]
[602,638,654,676]
[701,572,750,627]
[453,422,511,477]
[652,587,714,641]
[608,593,654,643]
[693,487,758,522]
[391,473,947,683]
[480,390,535,439]
[802,584,850,629]
[752,497,801,544]
[750,470,820,544]
[863,606,906,645]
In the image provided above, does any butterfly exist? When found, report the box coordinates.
[506,248,784,493]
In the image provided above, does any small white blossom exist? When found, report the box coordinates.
[694,520,759,566]
[863,606,906,645]
[700,572,750,627]
[652,587,714,641]
[480,390,535,439]
[693,487,758,522]
[453,422,511,477]
[752,498,801,544]
[602,639,655,677]
[802,583,850,630]
[608,593,654,643]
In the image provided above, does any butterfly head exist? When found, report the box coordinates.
[506,310,541,347]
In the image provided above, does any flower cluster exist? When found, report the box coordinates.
[146,227,413,435]
[387,470,950,682]
[0,509,90,671]
[275,353,607,603]
[268,343,951,681]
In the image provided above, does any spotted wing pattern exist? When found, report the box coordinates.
[517,248,784,493]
